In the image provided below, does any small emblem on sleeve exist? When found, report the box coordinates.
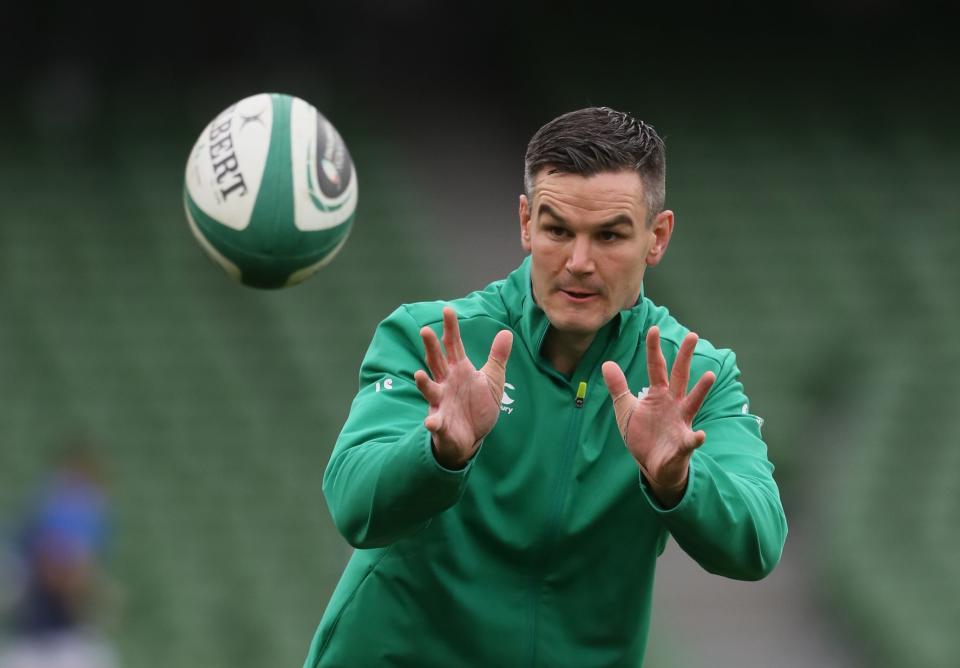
[742,403,764,430]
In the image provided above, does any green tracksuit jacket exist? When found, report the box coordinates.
[305,257,787,667]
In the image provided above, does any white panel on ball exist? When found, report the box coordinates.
[184,94,273,231]
[290,96,358,232]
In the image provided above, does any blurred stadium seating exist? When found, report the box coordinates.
[656,110,960,668]
[0,127,445,666]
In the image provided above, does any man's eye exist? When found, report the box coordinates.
[599,231,621,242]
[545,226,568,238]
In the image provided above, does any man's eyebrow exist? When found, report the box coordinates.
[598,215,634,228]
[537,204,567,224]
[538,205,634,228]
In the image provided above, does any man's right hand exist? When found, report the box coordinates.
[413,306,513,470]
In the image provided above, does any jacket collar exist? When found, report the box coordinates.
[503,256,650,369]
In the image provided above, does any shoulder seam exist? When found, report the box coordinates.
[402,303,509,330]
[642,330,730,366]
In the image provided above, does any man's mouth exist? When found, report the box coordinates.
[559,288,599,302]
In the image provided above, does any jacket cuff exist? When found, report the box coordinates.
[639,453,700,516]
[416,425,479,485]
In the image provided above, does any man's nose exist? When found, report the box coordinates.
[566,236,595,275]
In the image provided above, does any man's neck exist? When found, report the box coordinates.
[541,327,596,377]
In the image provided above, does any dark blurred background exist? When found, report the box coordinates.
[0,2,957,666]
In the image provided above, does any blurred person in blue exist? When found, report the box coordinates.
[0,437,118,668]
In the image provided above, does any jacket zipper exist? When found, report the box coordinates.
[526,381,588,667]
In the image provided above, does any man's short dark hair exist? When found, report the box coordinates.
[524,107,666,224]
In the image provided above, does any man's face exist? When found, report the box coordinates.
[520,169,674,339]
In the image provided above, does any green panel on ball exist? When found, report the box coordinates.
[185,93,354,289]
[184,192,352,289]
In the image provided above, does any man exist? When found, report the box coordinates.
[304,107,787,667]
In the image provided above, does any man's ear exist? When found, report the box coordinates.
[519,194,532,253]
[646,210,674,267]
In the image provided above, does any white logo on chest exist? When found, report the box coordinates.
[500,382,515,414]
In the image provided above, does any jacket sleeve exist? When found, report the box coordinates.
[640,351,788,580]
[322,306,474,549]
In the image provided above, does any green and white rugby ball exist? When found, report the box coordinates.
[183,93,357,289]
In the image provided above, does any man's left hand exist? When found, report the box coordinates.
[601,326,715,508]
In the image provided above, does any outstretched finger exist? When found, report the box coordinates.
[414,369,443,405]
[645,326,669,388]
[669,332,699,399]
[602,361,632,403]
[442,307,466,363]
[420,326,448,381]
[681,371,716,422]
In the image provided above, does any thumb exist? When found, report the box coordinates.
[483,329,513,382]
[603,361,635,437]
[601,361,631,401]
